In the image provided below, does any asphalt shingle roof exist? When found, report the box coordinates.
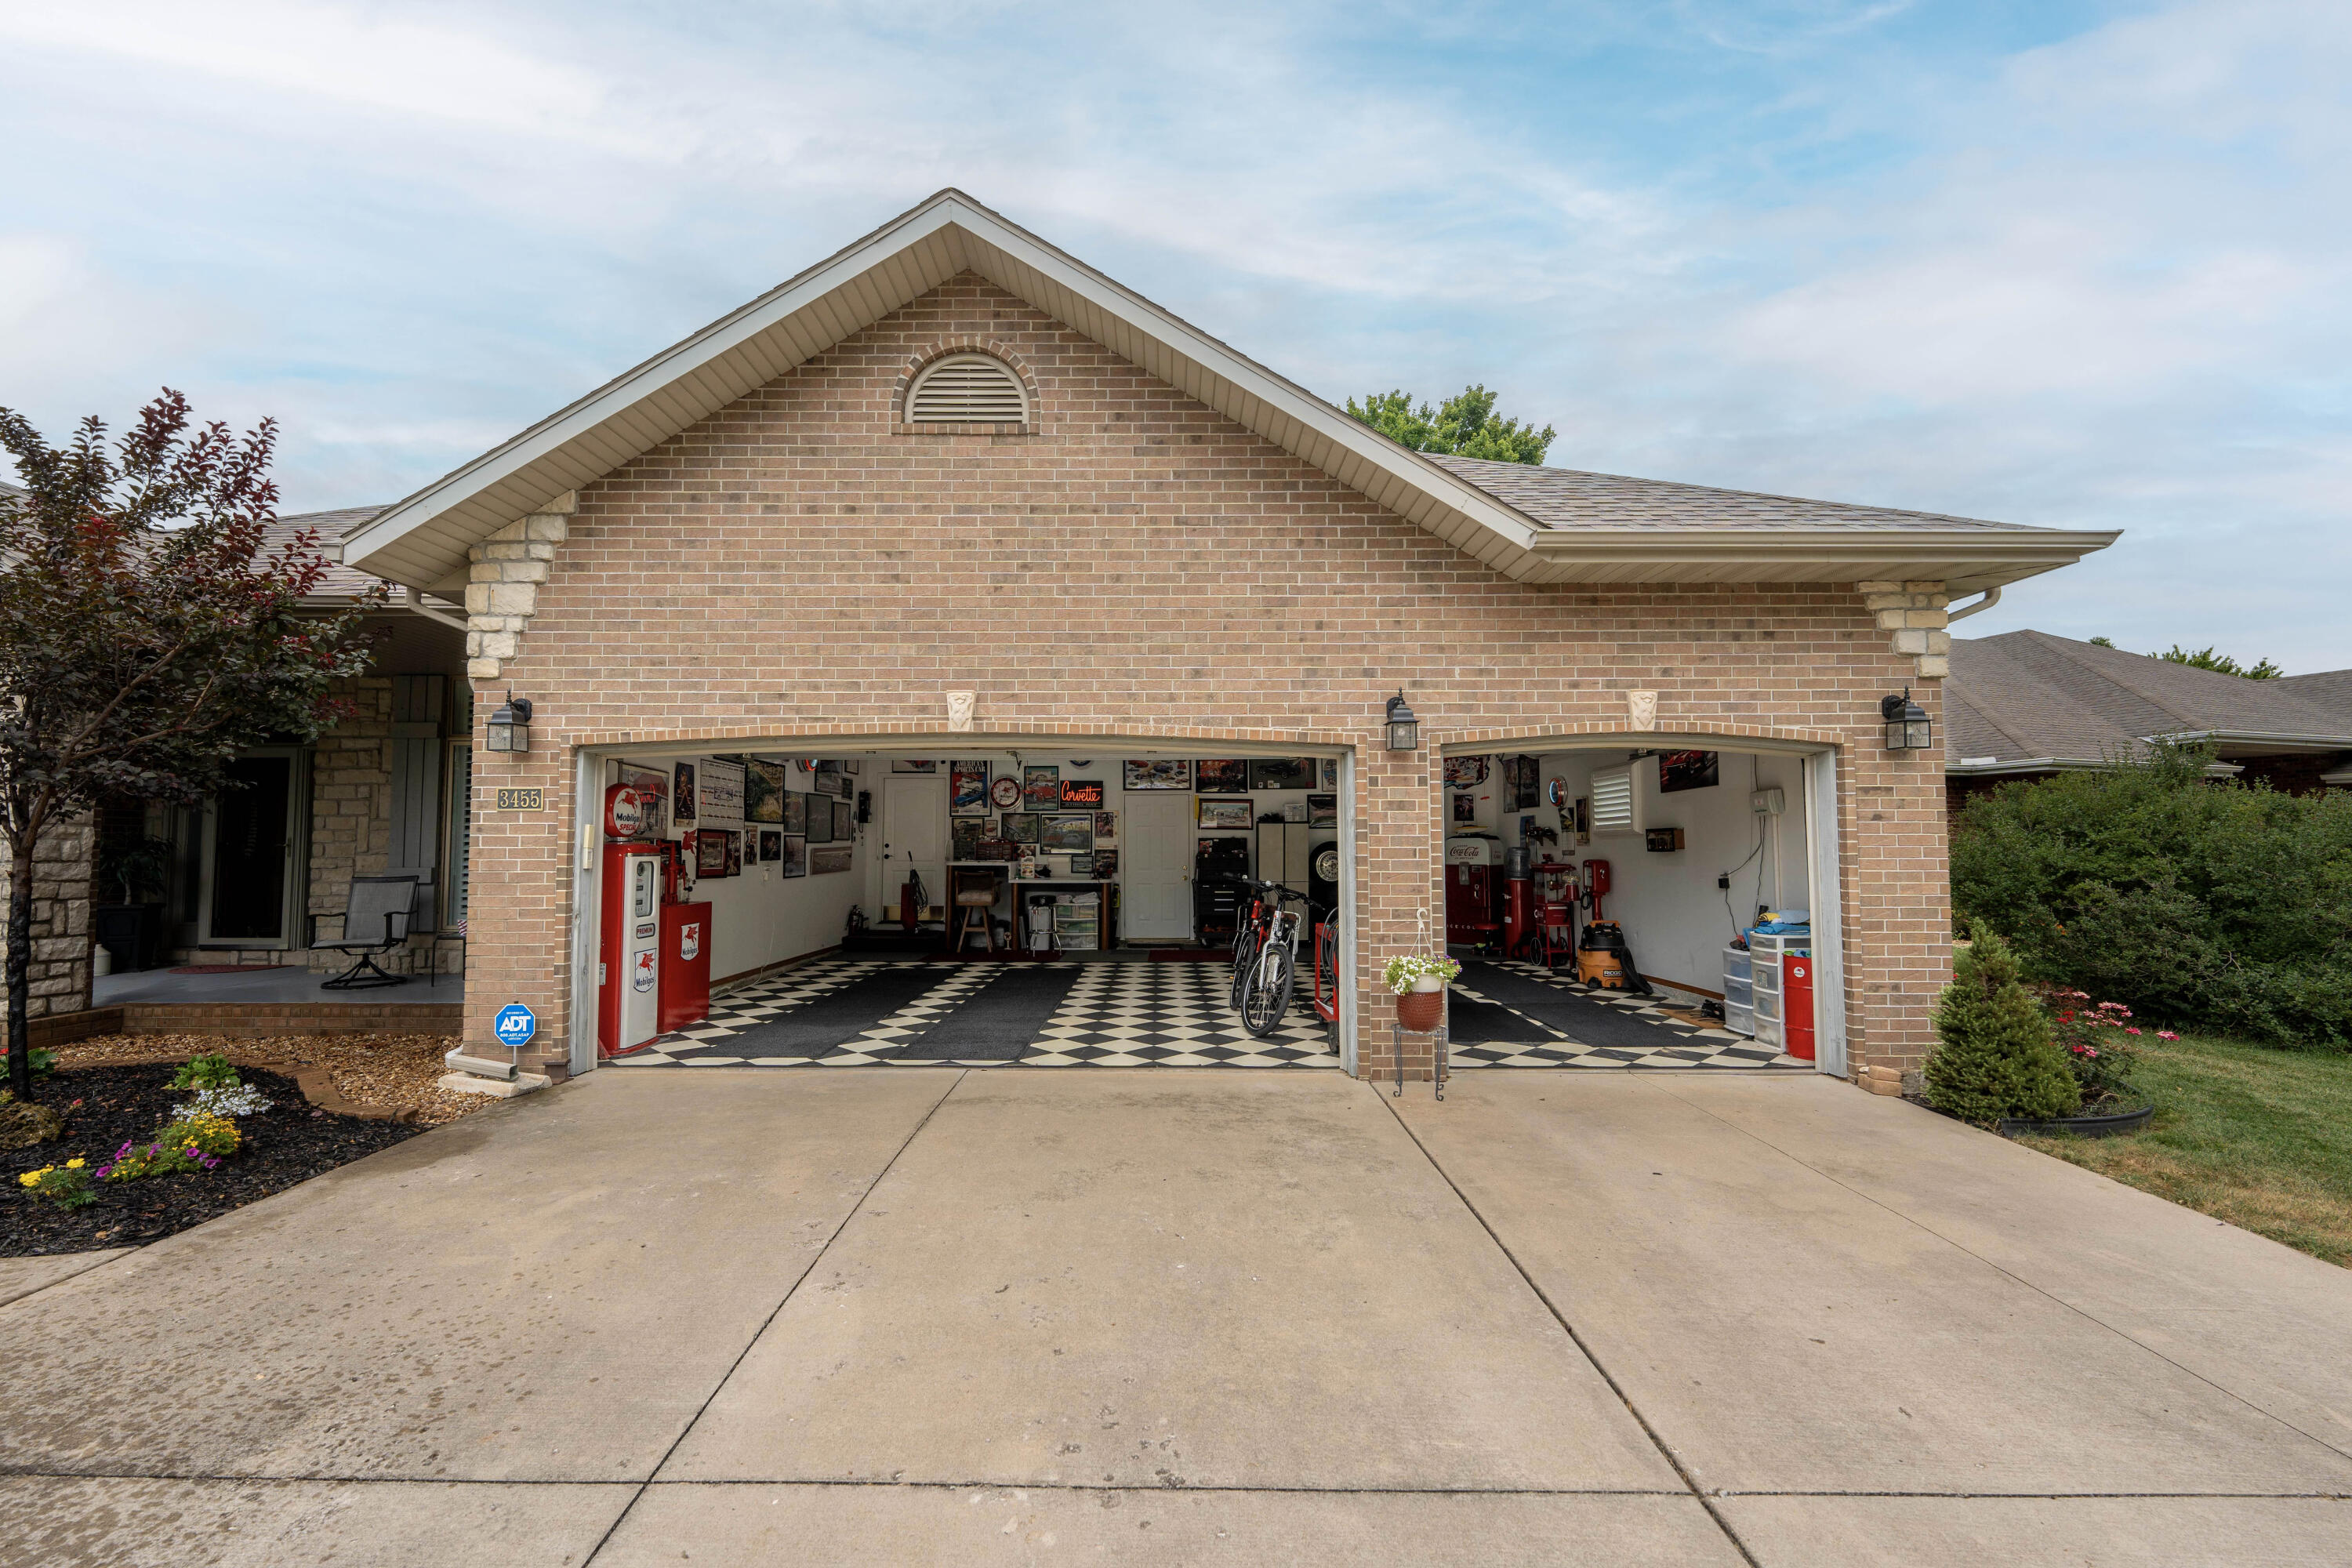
[1428,454,2057,535]
[1945,630,2352,766]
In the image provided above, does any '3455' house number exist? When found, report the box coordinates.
[495,787,545,811]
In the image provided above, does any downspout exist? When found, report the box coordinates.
[1946,586,2002,622]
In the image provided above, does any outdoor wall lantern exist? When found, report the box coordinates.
[486,692,535,754]
[1880,688,1933,751]
[1385,691,1420,752]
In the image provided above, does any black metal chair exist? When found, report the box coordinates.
[315,874,419,989]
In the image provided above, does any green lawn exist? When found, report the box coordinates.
[2016,1031,2352,1268]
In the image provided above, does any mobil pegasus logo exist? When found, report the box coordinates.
[679,921,701,961]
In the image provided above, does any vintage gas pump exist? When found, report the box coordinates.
[597,785,662,1058]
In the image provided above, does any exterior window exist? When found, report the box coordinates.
[906,354,1027,424]
[1589,764,1636,833]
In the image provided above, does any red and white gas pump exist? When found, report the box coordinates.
[597,785,662,1058]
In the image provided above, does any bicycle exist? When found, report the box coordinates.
[1228,877,1274,1013]
[1234,879,1311,1038]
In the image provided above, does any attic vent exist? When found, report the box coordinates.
[1589,764,1637,833]
[906,354,1028,424]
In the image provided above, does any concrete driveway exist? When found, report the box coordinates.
[4,1069,2350,1566]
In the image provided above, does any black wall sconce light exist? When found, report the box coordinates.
[486,691,535,753]
[1385,691,1420,751]
[1880,688,1932,751]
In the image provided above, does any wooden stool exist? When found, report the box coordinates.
[951,868,1001,953]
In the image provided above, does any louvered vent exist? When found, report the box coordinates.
[906,354,1028,423]
[1589,764,1636,833]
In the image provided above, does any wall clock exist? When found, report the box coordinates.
[989,776,1023,809]
[1547,777,1567,808]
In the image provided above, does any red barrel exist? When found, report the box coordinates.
[1783,953,1816,1062]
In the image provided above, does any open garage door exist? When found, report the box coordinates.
[1432,738,1843,1076]
[564,739,1357,1075]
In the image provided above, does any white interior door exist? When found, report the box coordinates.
[879,774,948,923]
[1123,789,1194,941]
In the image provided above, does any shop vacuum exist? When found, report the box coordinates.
[1576,920,1654,996]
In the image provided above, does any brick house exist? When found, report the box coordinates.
[311,191,2119,1093]
[1947,630,2352,817]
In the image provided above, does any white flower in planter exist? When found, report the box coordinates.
[1382,954,1462,996]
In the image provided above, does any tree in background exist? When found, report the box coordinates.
[1345,386,1555,465]
[0,391,381,1101]
[2085,636,2283,679]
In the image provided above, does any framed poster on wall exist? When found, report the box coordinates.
[1123,759,1191,790]
[1004,812,1040,844]
[810,844,854,875]
[805,800,833,844]
[1196,797,1251,830]
[891,759,938,773]
[1092,811,1117,842]
[1443,755,1489,789]
[1060,779,1105,808]
[814,769,847,798]
[615,763,670,837]
[722,829,743,877]
[758,829,782,862]
[1023,764,1061,808]
[695,830,728,876]
[699,758,746,822]
[672,761,698,823]
[1308,793,1337,827]
[1247,757,1314,791]
[1659,750,1720,793]
[782,835,807,877]
[1452,793,1478,825]
[832,798,854,840]
[1194,759,1247,793]
[782,793,807,834]
[745,758,787,822]
[1319,757,1338,790]
[1041,815,1094,852]
[1502,755,1541,811]
[949,761,990,815]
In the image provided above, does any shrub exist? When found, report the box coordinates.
[17,1158,95,1209]
[29,1047,53,1078]
[1951,742,2352,1047]
[169,1053,241,1091]
[0,1092,65,1150]
[2042,989,2161,1109]
[1925,925,2082,1125]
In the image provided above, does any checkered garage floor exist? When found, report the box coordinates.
[608,953,1808,1070]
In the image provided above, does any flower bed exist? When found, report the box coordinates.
[2,1062,423,1257]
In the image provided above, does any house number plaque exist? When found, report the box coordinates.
[495,787,546,811]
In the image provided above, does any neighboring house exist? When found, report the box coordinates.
[1945,630,2352,817]
[0,479,470,1016]
[309,189,2116,1096]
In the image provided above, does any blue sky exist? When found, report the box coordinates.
[3,1,2344,670]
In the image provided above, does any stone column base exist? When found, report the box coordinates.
[437,1071,552,1099]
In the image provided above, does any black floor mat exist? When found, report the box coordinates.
[891,966,1083,1060]
[1457,963,1690,1054]
[721,967,952,1058]
[1443,992,1566,1045]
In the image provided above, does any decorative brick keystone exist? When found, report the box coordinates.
[1857,580,1951,680]
[465,491,575,681]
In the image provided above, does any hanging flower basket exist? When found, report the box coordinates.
[1385,955,1460,1033]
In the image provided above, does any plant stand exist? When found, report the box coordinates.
[1393,1018,1448,1102]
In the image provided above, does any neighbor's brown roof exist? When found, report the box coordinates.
[1946,630,2352,768]
[1429,455,2053,535]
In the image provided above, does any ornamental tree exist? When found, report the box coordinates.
[1923,923,2081,1126]
[0,390,382,1101]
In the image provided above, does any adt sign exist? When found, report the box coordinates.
[493,1003,538,1050]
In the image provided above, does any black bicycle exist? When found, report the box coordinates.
[1232,878,1310,1038]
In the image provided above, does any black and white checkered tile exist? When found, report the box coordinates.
[1022,960,1336,1068]
[610,956,1339,1069]
[1445,959,1808,1070]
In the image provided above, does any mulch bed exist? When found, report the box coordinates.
[2,1064,423,1258]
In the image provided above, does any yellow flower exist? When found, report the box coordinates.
[65,1157,84,1169]
[20,1169,46,1185]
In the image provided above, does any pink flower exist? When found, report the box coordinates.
[2125,1027,2142,1036]
[2158,1031,2179,1041]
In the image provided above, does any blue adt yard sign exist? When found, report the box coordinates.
[493,1003,538,1050]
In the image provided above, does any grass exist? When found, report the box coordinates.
[2015,1031,2352,1268]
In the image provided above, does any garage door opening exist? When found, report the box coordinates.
[1436,742,1841,1073]
[569,743,1352,1073]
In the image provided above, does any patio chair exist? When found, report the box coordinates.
[315,874,419,990]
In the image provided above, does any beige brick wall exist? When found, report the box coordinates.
[463,274,1952,1082]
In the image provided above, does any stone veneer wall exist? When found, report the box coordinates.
[0,815,96,1019]
[459,272,1955,1087]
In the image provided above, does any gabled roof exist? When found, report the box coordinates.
[342,190,2116,597]
[1946,630,2352,771]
